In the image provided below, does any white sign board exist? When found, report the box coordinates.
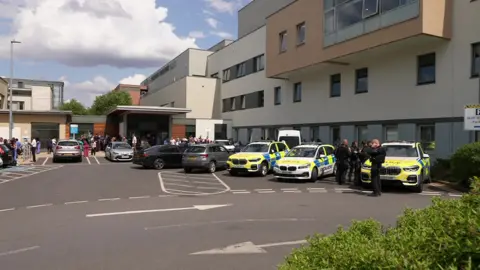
[464,104,480,130]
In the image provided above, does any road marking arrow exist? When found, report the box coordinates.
[86,204,231,218]
[190,240,307,255]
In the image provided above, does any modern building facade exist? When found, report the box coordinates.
[4,78,64,110]
[112,84,147,105]
[140,0,480,158]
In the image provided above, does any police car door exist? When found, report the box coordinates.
[417,144,430,175]
[269,143,279,168]
[276,142,287,158]
[315,147,327,175]
[323,146,336,174]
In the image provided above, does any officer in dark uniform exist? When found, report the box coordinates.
[348,141,360,185]
[334,139,351,185]
[365,139,386,196]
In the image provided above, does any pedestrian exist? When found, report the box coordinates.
[132,133,137,151]
[348,141,360,185]
[365,139,386,197]
[334,139,351,185]
[30,137,37,162]
[47,138,53,154]
[91,140,97,156]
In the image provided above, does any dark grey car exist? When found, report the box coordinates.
[182,144,230,173]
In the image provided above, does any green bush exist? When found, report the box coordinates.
[431,158,452,181]
[279,177,480,270]
[450,142,480,187]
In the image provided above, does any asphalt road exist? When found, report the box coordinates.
[0,159,462,270]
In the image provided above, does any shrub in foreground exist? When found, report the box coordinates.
[450,142,480,187]
[279,177,480,270]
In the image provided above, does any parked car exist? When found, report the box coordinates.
[0,144,13,167]
[105,141,134,161]
[53,140,82,163]
[182,144,231,173]
[133,145,186,169]
[214,140,235,152]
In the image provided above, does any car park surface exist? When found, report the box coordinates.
[0,152,462,270]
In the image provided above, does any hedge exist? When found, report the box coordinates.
[279,177,480,270]
[450,142,480,187]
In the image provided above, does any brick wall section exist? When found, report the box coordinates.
[172,124,186,139]
[65,124,70,138]
[93,123,106,135]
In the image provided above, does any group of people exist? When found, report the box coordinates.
[334,139,386,197]
[0,137,42,164]
[163,136,218,146]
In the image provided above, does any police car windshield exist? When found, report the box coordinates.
[241,144,269,153]
[384,145,418,158]
[286,147,316,158]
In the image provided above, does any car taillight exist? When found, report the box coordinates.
[143,153,148,157]
[201,154,208,158]
[56,146,62,150]
[74,146,80,149]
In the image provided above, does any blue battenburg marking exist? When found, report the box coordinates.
[271,160,276,167]
[332,156,337,163]
[263,154,270,160]
[275,153,281,159]
[417,159,424,167]
[314,160,321,167]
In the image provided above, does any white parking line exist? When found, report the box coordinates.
[64,200,88,205]
[129,196,151,199]
[0,246,40,257]
[158,172,231,196]
[448,193,462,197]
[163,183,195,188]
[283,190,302,193]
[254,189,273,191]
[196,186,225,190]
[164,189,205,195]
[26,204,53,209]
[281,188,299,191]
[420,191,442,196]
[0,208,15,212]
[98,198,120,201]
[232,191,251,194]
[161,178,191,183]
[42,157,49,166]
[93,156,100,164]
[230,190,248,192]
[86,157,91,164]
[257,191,276,194]
[191,180,224,185]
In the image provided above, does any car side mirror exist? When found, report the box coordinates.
[319,154,326,158]
[423,153,430,158]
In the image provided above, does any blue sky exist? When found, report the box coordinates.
[0,0,250,105]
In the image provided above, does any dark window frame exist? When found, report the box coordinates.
[355,68,368,94]
[274,86,281,105]
[293,82,302,103]
[236,62,247,78]
[296,22,306,45]
[417,53,436,85]
[279,31,287,53]
[222,69,230,83]
[471,42,480,78]
[253,54,265,72]
[330,74,341,97]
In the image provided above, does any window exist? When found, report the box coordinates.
[215,124,227,139]
[336,0,363,30]
[356,126,368,142]
[9,101,25,110]
[185,125,196,138]
[233,128,238,141]
[230,97,235,111]
[211,73,218,78]
[324,9,335,34]
[472,42,480,77]
[240,95,246,109]
[222,99,229,112]
[253,55,265,72]
[363,0,379,18]
[274,86,281,105]
[261,128,267,139]
[381,0,407,13]
[222,69,230,82]
[355,68,368,93]
[331,126,340,145]
[330,74,341,97]
[17,81,24,88]
[279,31,287,52]
[310,127,319,141]
[417,53,436,85]
[258,91,264,107]
[293,82,302,102]
[296,22,306,45]
[384,125,399,141]
[236,62,246,77]
[418,125,435,150]
[276,143,286,152]
[170,101,175,107]
[324,146,334,155]
[247,128,252,142]
[476,131,480,142]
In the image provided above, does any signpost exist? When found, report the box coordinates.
[70,124,79,139]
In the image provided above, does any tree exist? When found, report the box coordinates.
[89,91,132,115]
[59,99,88,115]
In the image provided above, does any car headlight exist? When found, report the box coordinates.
[249,158,261,162]
[362,164,371,169]
[403,165,420,172]
[298,164,310,169]
[112,152,118,155]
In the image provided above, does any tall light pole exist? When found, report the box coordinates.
[9,40,21,139]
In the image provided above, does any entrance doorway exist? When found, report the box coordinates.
[31,122,60,149]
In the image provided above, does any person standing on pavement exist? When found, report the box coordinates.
[132,133,137,151]
[365,139,386,197]
[30,137,37,162]
[348,141,360,185]
[334,139,351,185]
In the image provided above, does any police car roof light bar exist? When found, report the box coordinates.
[302,142,323,145]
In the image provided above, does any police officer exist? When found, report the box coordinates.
[334,139,351,185]
[365,139,386,196]
[348,141,360,185]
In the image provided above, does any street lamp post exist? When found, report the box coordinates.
[9,40,21,139]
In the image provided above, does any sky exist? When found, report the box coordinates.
[0,0,252,106]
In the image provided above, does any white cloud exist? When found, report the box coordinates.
[210,31,234,39]
[204,0,242,15]
[0,0,198,68]
[61,73,146,106]
[205,18,218,29]
[188,31,206,39]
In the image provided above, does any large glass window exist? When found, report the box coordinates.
[331,126,340,145]
[279,31,287,52]
[418,125,435,150]
[330,74,341,97]
[274,87,281,105]
[381,0,407,13]
[355,68,368,93]
[363,0,379,18]
[472,42,480,77]
[296,22,306,44]
[185,125,196,138]
[336,0,363,30]
[356,126,369,143]
[215,124,227,140]
[324,9,335,34]
[417,53,436,85]
[384,125,399,141]
[31,123,60,149]
[293,82,302,102]
[310,127,319,141]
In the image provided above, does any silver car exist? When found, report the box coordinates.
[106,141,134,161]
[53,139,82,163]
[182,144,231,173]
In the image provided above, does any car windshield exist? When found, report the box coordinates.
[384,145,419,158]
[279,136,300,149]
[58,141,78,146]
[286,147,317,158]
[186,146,206,153]
[113,143,131,149]
[241,144,269,153]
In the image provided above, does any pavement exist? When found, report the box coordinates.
[0,160,464,270]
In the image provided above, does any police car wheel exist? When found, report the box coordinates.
[412,171,424,193]
[258,163,268,177]
[310,167,318,182]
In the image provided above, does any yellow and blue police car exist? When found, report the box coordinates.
[273,143,336,181]
[361,141,431,193]
[226,141,289,176]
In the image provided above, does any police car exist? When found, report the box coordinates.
[361,141,431,193]
[226,141,289,176]
[273,143,336,181]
